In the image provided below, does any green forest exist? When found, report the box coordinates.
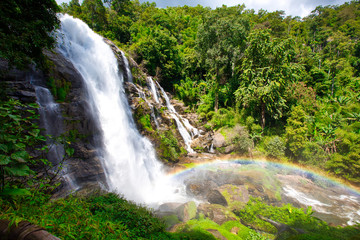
[60,0,360,183]
[1,0,360,239]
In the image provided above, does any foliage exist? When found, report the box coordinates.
[57,0,360,184]
[235,197,360,240]
[0,192,213,239]
[196,10,249,110]
[0,99,45,194]
[264,136,286,159]
[235,30,298,129]
[47,77,71,102]
[0,98,75,196]
[158,130,185,162]
[207,108,242,130]
[139,114,153,132]
[0,0,60,69]
[285,106,309,158]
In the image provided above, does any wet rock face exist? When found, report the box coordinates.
[45,51,106,190]
[1,53,106,194]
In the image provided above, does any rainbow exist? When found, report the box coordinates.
[167,158,360,196]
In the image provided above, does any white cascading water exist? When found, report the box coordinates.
[147,77,160,103]
[156,81,198,153]
[56,14,180,204]
[35,86,65,165]
[35,85,79,190]
[120,51,133,83]
[130,82,159,128]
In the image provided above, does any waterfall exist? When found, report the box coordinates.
[130,82,159,128]
[155,81,198,153]
[35,86,65,165]
[147,77,160,103]
[56,14,178,204]
[35,85,78,190]
[120,51,133,83]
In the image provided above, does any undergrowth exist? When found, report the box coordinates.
[0,192,211,239]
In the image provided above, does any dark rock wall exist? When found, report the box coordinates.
[0,52,107,195]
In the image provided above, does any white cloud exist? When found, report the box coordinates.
[141,0,348,18]
[56,0,349,18]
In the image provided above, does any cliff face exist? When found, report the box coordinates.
[0,38,214,195]
[44,51,107,192]
[0,51,106,194]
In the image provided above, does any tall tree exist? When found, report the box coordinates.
[0,0,60,69]
[235,30,298,129]
[196,12,249,110]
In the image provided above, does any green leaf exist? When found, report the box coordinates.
[0,188,31,196]
[4,164,30,176]
[65,147,75,157]
[8,114,21,122]
[29,129,41,137]
[0,144,8,153]
[15,143,26,150]
[0,154,11,165]
[11,151,29,163]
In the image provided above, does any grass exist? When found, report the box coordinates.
[0,192,212,239]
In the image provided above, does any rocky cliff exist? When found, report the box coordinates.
[0,38,215,195]
[0,51,106,195]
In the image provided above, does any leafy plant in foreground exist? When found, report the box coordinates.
[0,99,46,195]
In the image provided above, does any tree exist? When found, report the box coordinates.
[81,0,107,32]
[0,0,60,69]
[196,12,249,110]
[62,0,82,18]
[285,106,309,158]
[235,30,298,129]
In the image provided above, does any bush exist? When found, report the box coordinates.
[139,114,153,132]
[207,108,242,130]
[158,130,185,162]
[220,125,253,154]
[301,141,328,166]
[264,136,286,159]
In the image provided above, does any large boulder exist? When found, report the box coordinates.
[197,203,238,225]
[206,190,228,206]
[213,131,226,148]
[217,184,249,210]
[176,201,197,222]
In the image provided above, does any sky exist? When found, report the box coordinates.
[56,0,349,18]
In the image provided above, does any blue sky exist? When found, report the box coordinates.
[56,0,349,18]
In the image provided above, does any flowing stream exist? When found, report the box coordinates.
[56,14,180,204]
[154,80,198,153]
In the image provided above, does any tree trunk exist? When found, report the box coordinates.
[214,73,219,112]
[215,90,219,112]
[261,100,266,130]
[0,220,60,240]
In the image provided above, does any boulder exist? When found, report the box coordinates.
[185,180,218,199]
[217,184,249,206]
[197,203,238,225]
[176,201,197,222]
[206,229,227,240]
[213,131,226,148]
[159,202,183,213]
[206,190,228,206]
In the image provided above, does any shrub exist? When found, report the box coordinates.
[264,136,286,159]
[158,130,185,162]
